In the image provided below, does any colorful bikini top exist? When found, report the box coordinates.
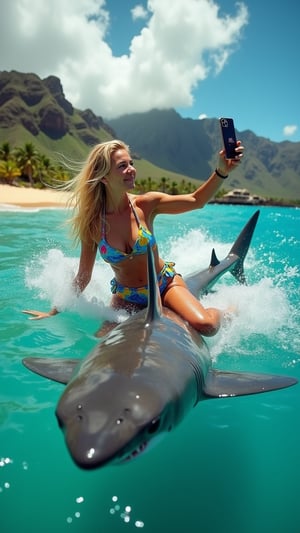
[99,199,157,264]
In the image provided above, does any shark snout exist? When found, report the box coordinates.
[56,399,166,469]
[55,368,174,469]
[63,417,155,469]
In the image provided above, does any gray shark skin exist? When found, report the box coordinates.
[23,211,297,469]
[185,209,260,295]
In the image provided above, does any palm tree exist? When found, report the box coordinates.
[158,176,169,193]
[0,160,21,184]
[179,180,194,193]
[170,181,178,194]
[15,142,40,185]
[147,176,155,191]
[54,165,72,184]
[0,141,13,161]
[134,179,146,193]
[37,154,56,187]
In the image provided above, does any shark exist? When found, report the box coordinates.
[23,210,297,469]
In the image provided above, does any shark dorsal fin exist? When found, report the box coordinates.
[229,210,260,284]
[145,243,162,324]
[210,248,220,267]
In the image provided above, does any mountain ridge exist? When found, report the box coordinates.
[108,108,300,199]
[0,70,299,200]
[0,70,193,186]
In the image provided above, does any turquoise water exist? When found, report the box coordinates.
[1,204,299,533]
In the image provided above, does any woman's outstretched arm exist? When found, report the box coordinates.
[23,240,98,320]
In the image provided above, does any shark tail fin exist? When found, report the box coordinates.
[145,243,162,324]
[203,369,297,398]
[22,357,79,384]
[229,209,260,285]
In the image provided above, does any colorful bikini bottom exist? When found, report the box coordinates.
[110,262,177,306]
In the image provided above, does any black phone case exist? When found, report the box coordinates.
[220,118,237,159]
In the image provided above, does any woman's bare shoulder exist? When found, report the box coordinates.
[132,191,166,205]
[132,191,167,216]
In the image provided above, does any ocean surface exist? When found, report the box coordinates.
[1,203,299,533]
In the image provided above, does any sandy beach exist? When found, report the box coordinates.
[0,184,72,208]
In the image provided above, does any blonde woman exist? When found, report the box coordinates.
[24,139,243,336]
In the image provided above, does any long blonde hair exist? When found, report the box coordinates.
[66,140,130,245]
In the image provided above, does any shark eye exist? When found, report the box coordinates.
[116,418,124,425]
[148,418,160,434]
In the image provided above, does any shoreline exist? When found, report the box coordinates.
[0,184,298,209]
[0,184,72,208]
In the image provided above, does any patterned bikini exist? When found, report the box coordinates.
[99,199,177,306]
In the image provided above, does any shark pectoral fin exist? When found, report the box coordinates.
[22,357,80,384]
[203,369,298,398]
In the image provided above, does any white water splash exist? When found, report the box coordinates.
[24,248,123,323]
[24,229,298,361]
[203,278,295,360]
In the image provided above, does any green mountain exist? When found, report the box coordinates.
[1,71,299,199]
[108,109,300,200]
[0,70,198,187]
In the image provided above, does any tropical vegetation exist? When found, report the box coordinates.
[0,141,68,188]
[1,139,298,205]
[0,140,197,194]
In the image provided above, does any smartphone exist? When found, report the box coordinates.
[219,117,238,159]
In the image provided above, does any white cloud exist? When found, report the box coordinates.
[198,114,208,120]
[0,0,248,119]
[283,125,298,137]
[131,4,149,21]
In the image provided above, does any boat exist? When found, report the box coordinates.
[219,189,265,205]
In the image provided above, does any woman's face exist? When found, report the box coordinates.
[105,149,136,191]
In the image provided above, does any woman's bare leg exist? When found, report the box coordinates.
[95,278,229,338]
[162,275,223,336]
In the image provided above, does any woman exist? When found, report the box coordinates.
[23,139,243,336]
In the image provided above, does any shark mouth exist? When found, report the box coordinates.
[123,441,148,462]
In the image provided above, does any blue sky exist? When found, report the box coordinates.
[1,0,299,142]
